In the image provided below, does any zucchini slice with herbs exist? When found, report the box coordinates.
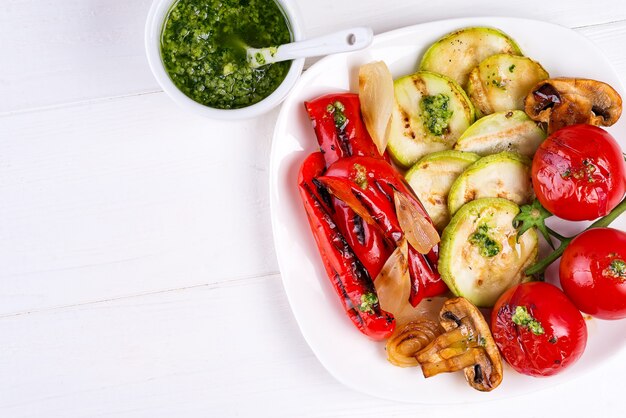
[454,110,547,157]
[447,151,533,215]
[467,54,549,117]
[405,150,481,231]
[420,27,522,88]
[439,198,538,307]
[388,71,475,168]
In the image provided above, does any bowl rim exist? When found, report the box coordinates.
[144,0,305,120]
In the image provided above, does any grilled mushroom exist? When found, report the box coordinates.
[524,78,622,134]
[416,297,503,392]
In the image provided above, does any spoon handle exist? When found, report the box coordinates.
[276,27,374,61]
[248,27,373,68]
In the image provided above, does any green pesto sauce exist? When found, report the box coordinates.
[512,306,545,335]
[353,163,368,190]
[469,224,501,258]
[607,259,626,279]
[326,101,347,130]
[161,0,292,109]
[420,94,453,136]
[359,293,378,314]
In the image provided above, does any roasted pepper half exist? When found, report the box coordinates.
[318,156,448,305]
[305,93,392,279]
[298,152,395,340]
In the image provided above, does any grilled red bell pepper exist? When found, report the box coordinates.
[298,152,395,340]
[305,93,392,279]
[317,156,448,305]
[304,93,382,165]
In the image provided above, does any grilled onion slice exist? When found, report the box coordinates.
[359,61,395,155]
[386,319,442,367]
[394,191,440,254]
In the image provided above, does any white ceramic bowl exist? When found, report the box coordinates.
[144,0,305,120]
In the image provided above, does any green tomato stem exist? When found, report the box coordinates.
[545,226,567,242]
[525,238,571,276]
[525,196,626,276]
[589,196,626,228]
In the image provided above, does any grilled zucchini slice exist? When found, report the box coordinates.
[405,151,480,231]
[439,198,538,307]
[454,110,547,157]
[388,71,475,168]
[467,54,549,117]
[420,27,522,88]
[447,152,533,215]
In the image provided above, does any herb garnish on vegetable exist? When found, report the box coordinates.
[421,94,453,136]
[512,306,545,335]
[468,224,501,257]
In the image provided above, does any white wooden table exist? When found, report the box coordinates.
[1,1,625,416]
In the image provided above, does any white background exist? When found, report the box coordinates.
[1,0,625,416]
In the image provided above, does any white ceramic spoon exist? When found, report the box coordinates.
[246,27,373,69]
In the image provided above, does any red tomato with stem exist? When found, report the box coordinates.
[532,124,626,221]
[560,228,626,319]
[491,282,587,377]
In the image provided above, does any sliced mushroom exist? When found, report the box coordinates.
[524,78,622,134]
[416,297,503,392]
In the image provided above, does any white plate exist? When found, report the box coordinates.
[269,17,626,403]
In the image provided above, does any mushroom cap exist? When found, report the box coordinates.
[416,297,503,392]
[439,298,503,391]
[524,78,622,134]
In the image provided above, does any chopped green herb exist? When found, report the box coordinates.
[512,306,545,335]
[254,52,266,65]
[222,62,236,76]
[491,77,507,89]
[359,293,378,314]
[564,160,598,183]
[327,101,348,130]
[469,224,501,257]
[604,259,626,279]
[508,64,516,73]
[420,94,453,136]
[353,163,368,190]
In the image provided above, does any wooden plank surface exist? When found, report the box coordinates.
[1,0,626,416]
[2,17,626,314]
[2,0,626,113]
[0,93,280,315]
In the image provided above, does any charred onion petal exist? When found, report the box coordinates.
[416,297,503,392]
[386,319,442,367]
[376,241,411,316]
[394,191,440,254]
[524,78,623,134]
[376,242,446,328]
[359,61,394,155]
